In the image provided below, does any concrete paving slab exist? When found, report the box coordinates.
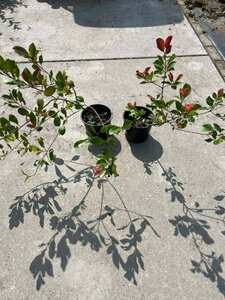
[0,0,206,61]
[0,57,225,299]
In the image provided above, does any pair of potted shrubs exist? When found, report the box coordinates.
[0,36,225,178]
[81,103,152,143]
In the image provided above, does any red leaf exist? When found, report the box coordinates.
[168,72,173,82]
[156,38,165,52]
[144,67,151,75]
[165,45,172,54]
[180,87,190,98]
[218,88,224,98]
[184,103,193,113]
[93,166,103,178]
[147,95,155,101]
[127,102,136,109]
[175,74,183,82]
[27,124,35,129]
[165,36,173,48]
[136,70,145,78]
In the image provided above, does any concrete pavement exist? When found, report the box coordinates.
[0,0,225,299]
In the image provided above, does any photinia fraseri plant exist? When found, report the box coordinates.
[1,38,225,180]
[134,36,225,144]
[0,44,131,179]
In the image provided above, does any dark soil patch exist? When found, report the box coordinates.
[184,0,225,59]
[184,0,225,19]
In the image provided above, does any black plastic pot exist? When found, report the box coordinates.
[81,104,112,139]
[123,106,153,143]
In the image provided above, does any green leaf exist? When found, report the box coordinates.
[166,100,175,107]
[13,46,29,58]
[76,96,84,103]
[56,71,65,89]
[202,124,213,132]
[48,110,57,118]
[29,112,36,126]
[155,100,166,108]
[167,61,176,71]
[175,101,183,111]
[37,99,44,109]
[49,150,56,162]
[170,109,181,116]
[18,107,29,116]
[213,139,224,145]
[36,126,43,132]
[168,54,176,64]
[107,137,116,147]
[212,130,217,139]
[205,138,213,143]
[39,55,43,64]
[66,102,73,110]
[74,139,89,148]
[5,59,19,78]
[9,114,18,124]
[122,119,132,130]
[29,145,40,152]
[154,62,163,71]
[96,158,108,168]
[21,68,32,83]
[90,137,105,145]
[37,137,44,148]
[108,126,122,135]
[59,126,66,135]
[214,123,222,132]
[206,96,214,107]
[44,86,56,97]
[54,116,61,127]
[28,43,38,60]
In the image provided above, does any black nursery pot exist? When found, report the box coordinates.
[81,104,112,139]
[123,106,153,143]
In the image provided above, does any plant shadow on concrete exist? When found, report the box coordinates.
[128,135,163,175]
[0,0,27,30]
[129,134,225,296]
[36,0,184,28]
[159,161,225,297]
[8,156,160,290]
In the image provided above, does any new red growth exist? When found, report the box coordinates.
[156,36,173,54]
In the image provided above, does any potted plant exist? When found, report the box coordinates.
[125,36,225,147]
[81,104,112,139]
[123,102,153,143]
[0,37,225,180]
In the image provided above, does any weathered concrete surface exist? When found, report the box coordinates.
[1,0,225,299]
[0,57,225,299]
[0,0,206,60]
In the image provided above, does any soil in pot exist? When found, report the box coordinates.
[123,106,153,143]
[81,104,112,139]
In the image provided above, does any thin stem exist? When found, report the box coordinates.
[175,128,208,136]
[106,178,132,223]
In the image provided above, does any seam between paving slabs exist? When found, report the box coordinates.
[177,0,225,83]
[16,54,208,65]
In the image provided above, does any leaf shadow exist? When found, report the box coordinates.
[9,157,160,290]
[158,159,225,297]
[128,135,163,175]
[0,0,27,30]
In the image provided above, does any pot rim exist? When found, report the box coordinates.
[81,104,113,126]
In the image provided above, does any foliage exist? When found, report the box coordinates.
[135,36,225,144]
[0,44,130,178]
[125,101,152,127]
[0,37,225,179]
